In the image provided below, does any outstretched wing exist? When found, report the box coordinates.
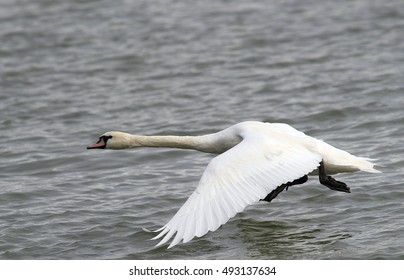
[152,131,322,248]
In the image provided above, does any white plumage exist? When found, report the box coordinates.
[87,121,380,248]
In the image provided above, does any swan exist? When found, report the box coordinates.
[87,121,380,248]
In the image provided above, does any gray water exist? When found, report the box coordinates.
[1,0,404,260]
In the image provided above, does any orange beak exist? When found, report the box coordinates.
[87,137,106,149]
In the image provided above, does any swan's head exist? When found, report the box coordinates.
[87,131,133,150]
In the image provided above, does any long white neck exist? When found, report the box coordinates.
[109,130,242,154]
[130,135,208,151]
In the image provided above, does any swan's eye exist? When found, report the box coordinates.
[95,135,112,144]
[100,135,112,142]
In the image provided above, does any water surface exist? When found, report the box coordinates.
[1,0,404,259]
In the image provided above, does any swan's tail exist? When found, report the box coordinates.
[355,157,381,173]
[316,140,381,174]
[327,155,381,174]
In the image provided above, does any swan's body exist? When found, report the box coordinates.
[87,121,379,248]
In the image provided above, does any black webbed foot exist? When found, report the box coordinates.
[262,183,288,203]
[285,175,308,190]
[320,175,350,193]
[319,161,351,193]
[262,175,308,203]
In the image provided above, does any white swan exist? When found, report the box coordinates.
[87,121,380,248]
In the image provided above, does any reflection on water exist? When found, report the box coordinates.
[235,219,352,259]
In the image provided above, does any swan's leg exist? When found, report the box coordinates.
[318,160,351,193]
[261,175,308,203]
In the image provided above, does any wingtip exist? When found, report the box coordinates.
[153,241,177,250]
[141,227,153,233]
[167,242,178,249]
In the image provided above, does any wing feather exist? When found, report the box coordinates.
[153,131,322,248]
